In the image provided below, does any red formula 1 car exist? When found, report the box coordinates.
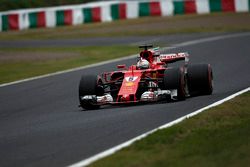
[78,45,213,110]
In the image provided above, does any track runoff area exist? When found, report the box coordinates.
[0,32,246,166]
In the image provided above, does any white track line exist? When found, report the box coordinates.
[69,87,250,167]
[1,32,250,88]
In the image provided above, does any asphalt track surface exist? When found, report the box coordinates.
[0,33,250,167]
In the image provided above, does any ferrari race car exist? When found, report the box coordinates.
[78,45,213,110]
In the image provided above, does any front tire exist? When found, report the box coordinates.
[79,74,103,110]
[164,67,186,100]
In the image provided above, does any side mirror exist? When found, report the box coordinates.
[117,64,126,69]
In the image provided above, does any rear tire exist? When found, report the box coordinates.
[164,67,186,100]
[187,64,213,96]
[79,74,103,110]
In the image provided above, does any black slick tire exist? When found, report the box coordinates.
[78,74,103,110]
[164,67,186,100]
[187,64,213,96]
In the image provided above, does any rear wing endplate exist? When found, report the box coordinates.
[160,52,189,64]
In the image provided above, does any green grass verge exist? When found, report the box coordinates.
[89,91,250,167]
[0,46,137,84]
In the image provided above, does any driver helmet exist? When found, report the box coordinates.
[137,59,150,69]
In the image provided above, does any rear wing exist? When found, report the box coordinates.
[159,52,189,64]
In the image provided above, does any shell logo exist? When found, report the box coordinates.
[125,82,134,86]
